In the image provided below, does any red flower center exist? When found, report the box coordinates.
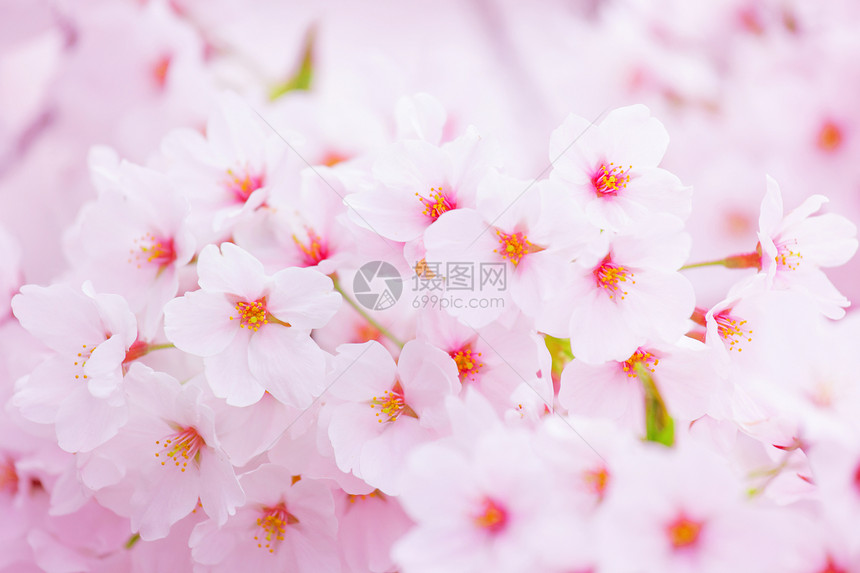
[474,497,507,534]
[591,162,631,197]
[417,187,457,221]
[154,427,205,472]
[594,255,634,301]
[665,513,703,550]
[226,168,265,203]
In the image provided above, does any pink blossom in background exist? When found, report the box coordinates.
[3,1,860,572]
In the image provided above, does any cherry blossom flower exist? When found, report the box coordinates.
[559,338,729,433]
[418,311,553,413]
[233,167,360,276]
[11,282,137,452]
[601,442,795,573]
[322,340,459,494]
[423,170,597,327]
[335,488,414,573]
[343,126,500,244]
[393,425,587,573]
[538,215,696,364]
[549,104,692,232]
[79,365,244,540]
[65,152,195,338]
[731,176,858,318]
[161,92,298,244]
[189,464,339,572]
[163,242,341,407]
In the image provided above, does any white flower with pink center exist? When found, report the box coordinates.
[78,365,243,541]
[733,176,858,318]
[423,171,597,327]
[189,464,339,572]
[233,167,358,276]
[601,442,795,573]
[559,338,729,433]
[65,155,195,338]
[322,340,459,495]
[549,104,692,232]
[538,215,696,364]
[161,92,297,243]
[393,427,583,573]
[343,127,500,244]
[11,282,137,453]
[163,242,340,407]
[418,311,553,413]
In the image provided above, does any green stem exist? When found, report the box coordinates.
[680,259,728,270]
[543,335,574,383]
[123,341,176,365]
[635,362,675,447]
[125,533,141,549]
[331,276,405,349]
[680,251,761,271]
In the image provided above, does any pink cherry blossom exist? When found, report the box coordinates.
[335,488,414,573]
[538,215,696,364]
[79,365,243,540]
[163,242,341,407]
[322,340,459,494]
[393,425,588,573]
[189,464,339,572]
[65,154,195,338]
[160,92,298,244]
[601,442,795,573]
[418,311,553,413]
[559,338,729,433]
[423,170,597,327]
[549,104,692,232]
[11,282,137,452]
[733,176,858,318]
[344,127,500,244]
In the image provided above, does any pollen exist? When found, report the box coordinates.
[495,230,537,267]
[348,489,384,504]
[666,513,703,550]
[450,345,483,381]
[582,465,610,499]
[292,227,329,266]
[474,497,507,534]
[592,162,631,197]
[416,187,456,221]
[151,54,171,90]
[232,299,269,331]
[712,309,752,352]
[369,381,416,423]
[817,120,843,153]
[73,343,94,381]
[774,239,803,271]
[594,255,635,300]
[154,427,204,472]
[225,168,265,203]
[254,503,299,554]
[622,348,659,378]
[128,232,176,269]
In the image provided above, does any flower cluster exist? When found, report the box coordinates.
[2,2,860,572]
